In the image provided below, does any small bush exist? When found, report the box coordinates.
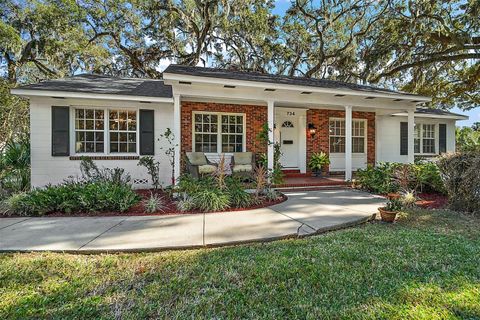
[138,156,161,190]
[3,181,140,216]
[143,193,166,213]
[79,157,131,185]
[437,152,480,214]
[192,189,230,212]
[263,188,281,201]
[413,161,445,194]
[355,163,399,194]
[177,194,196,212]
[226,176,253,208]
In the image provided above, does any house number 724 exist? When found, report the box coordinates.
[286,112,295,116]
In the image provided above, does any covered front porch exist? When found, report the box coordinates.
[163,66,430,183]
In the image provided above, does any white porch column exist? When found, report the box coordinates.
[407,109,415,163]
[267,100,275,173]
[173,94,181,184]
[345,105,353,181]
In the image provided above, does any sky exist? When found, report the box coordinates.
[271,0,478,127]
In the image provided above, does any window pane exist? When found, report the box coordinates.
[352,137,365,153]
[109,110,137,153]
[75,108,104,154]
[330,137,345,153]
[85,109,94,119]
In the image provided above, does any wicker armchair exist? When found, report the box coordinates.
[185,152,217,179]
[231,152,255,179]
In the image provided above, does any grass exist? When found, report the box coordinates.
[1,209,480,319]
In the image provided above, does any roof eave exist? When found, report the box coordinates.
[392,112,468,120]
[163,72,431,102]
[10,88,174,103]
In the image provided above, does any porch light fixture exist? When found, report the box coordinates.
[224,85,236,88]
[308,123,317,137]
[301,91,312,94]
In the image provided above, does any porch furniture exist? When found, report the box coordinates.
[185,152,217,179]
[231,152,255,179]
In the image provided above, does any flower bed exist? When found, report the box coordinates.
[415,192,448,209]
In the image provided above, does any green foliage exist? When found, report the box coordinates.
[356,163,400,194]
[138,156,161,190]
[176,194,196,212]
[159,128,177,185]
[437,152,480,214]
[256,123,284,184]
[79,157,131,185]
[384,198,403,212]
[143,193,166,214]
[0,138,30,193]
[226,177,253,208]
[2,181,140,216]
[263,188,281,201]
[400,191,417,209]
[308,152,330,171]
[192,189,230,212]
[456,127,480,152]
[413,161,445,194]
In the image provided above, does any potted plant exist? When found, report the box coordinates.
[378,198,403,222]
[308,152,330,177]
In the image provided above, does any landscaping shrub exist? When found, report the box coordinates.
[79,157,131,185]
[226,177,253,208]
[413,161,445,194]
[355,163,399,194]
[0,139,30,193]
[2,181,140,216]
[176,194,196,212]
[437,152,480,214]
[192,189,230,212]
[143,193,166,213]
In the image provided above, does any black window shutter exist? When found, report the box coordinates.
[439,124,447,153]
[51,106,70,156]
[140,109,155,155]
[400,122,408,155]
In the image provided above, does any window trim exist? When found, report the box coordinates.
[192,111,246,154]
[414,122,437,155]
[70,106,140,156]
[328,118,367,155]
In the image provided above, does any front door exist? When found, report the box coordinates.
[277,116,299,168]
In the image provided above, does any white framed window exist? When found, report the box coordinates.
[329,118,366,154]
[193,112,245,153]
[414,123,436,154]
[73,107,138,154]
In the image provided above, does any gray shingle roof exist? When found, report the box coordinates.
[415,108,467,118]
[17,74,173,98]
[163,64,421,97]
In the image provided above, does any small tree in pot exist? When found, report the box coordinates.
[308,152,330,177]
[378,198,403,222]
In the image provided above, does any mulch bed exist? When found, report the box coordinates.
[415,192,449,209]
[42,189,287,217]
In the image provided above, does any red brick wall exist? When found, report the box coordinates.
[306,109,376,172]
[180,101,268,154]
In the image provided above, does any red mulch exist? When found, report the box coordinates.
[415,192,448,209]
[43,189,287,217]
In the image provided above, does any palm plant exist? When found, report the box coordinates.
[0,139,30,193]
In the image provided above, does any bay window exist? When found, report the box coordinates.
[193,112,245,153]
[74,107,137,154]
[329,119,366,153]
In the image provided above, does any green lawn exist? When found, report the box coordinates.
[1,210,480,319]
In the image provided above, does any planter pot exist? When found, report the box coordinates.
[387,193,401,200]
[378,207,398,223]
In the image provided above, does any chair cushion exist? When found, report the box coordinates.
[186,152,208,166]
[198,164,216,174]
[233,164,253,172]
[233,152,252,165]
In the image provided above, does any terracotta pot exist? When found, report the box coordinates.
[387,193,401,200]
[378,207,398,223]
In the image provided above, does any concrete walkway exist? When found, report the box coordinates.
[0,189,385,252]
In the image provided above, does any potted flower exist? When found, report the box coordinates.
[378,198,403,222]
[308,152,330,177]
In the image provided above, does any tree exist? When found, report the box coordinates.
[456,126,480,152]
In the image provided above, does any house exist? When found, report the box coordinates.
[11,65,468,189]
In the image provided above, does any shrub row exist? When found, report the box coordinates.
[355,161,445,195]
[3,181,140,216]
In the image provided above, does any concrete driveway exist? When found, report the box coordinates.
[0,189,385,252]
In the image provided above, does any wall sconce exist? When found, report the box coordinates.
[308,123,317,137]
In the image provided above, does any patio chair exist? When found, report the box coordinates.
[231,152,255,179]
[185,152,217,179]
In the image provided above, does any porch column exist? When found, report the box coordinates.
[267,100,275,173]
[173,94,181,184]
[407,109,415,163]
[345,105,353,181]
